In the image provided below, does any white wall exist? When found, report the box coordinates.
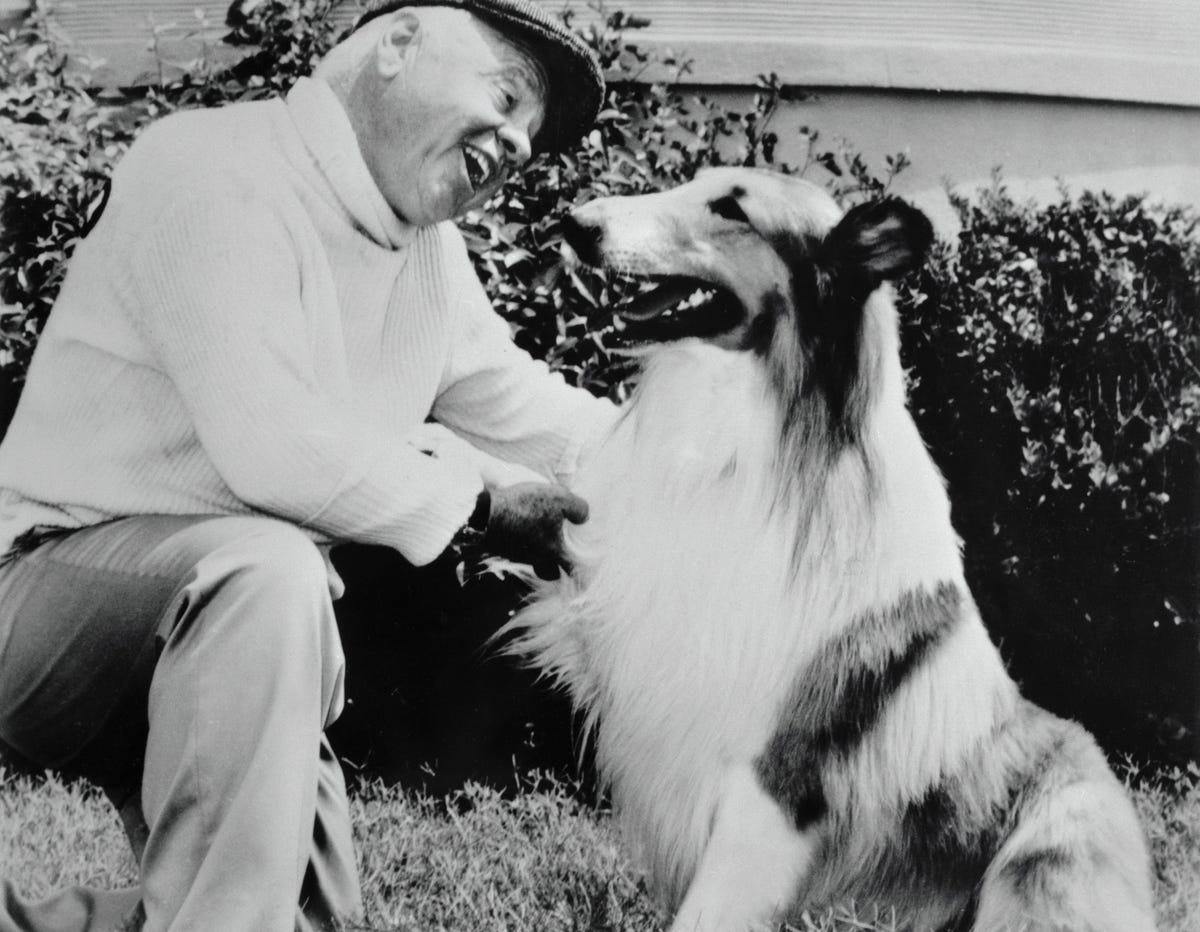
[698,86,1200,233]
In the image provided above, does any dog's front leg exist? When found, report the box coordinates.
[668,765,814,932]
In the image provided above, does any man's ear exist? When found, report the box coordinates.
[822,198,934,281]
[374,10,422,78]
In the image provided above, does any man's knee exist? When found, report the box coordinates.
[193,513,321,570]
[164,517,339,668]
[217,518,330,597]
[154,516,346,720]
[171,517,333,618]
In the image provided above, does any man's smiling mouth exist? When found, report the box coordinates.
[462,144,498,193]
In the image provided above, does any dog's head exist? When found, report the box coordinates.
[563,167,934,442]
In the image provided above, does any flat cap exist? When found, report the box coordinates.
[355,0,604,155]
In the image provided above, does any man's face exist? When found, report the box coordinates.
[361,8,547,226]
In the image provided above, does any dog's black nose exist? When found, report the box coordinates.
[560,214,604,266]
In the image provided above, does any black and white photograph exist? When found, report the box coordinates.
[0,1,1196,929]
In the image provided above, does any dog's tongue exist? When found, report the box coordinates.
[616,279,708,321]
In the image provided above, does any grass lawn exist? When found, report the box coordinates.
[2,764,1198,931]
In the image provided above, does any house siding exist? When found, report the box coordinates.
[602,0,1200,106]
[17,0,1200,226]
[34,0,1200,106]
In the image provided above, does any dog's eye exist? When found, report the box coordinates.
[708,195,749,224]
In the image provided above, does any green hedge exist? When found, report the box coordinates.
[1,1,1197,765]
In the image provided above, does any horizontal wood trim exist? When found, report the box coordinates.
[608,0,1200,106]
[639,39,1200,107]
[607,0,1198,61]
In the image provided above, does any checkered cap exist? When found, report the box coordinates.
[355,0,605,155]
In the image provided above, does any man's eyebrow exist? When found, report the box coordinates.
[487,28,548,99]
[498,58,546,101]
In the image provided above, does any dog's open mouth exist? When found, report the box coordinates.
[612,276,744,341]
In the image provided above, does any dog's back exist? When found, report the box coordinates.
[509,169,1155,932]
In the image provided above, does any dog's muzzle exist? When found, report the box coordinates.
[560,209,745,343]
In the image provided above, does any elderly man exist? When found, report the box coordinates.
[0,1,614,929]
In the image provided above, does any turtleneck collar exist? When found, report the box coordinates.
[285,76,415,250]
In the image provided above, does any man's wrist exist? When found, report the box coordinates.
[468,489,491,533]
[450,489,491,552]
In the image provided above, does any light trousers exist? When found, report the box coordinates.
[0,515,363,931]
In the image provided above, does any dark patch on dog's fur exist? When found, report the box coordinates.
[790,787,830,827]
[844,770,1010,929]
[755,583,965,829]
[999,847,1074,897]
[760,229,870,450]
[859,702,1086,925]
[801,261,870,448]
[743,287,784,355]
[708,189,750,224]
[898,782,1001,889]
[759,200,933,451]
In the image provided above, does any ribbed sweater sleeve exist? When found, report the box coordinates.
[431,229,620,482]
[127,191,483,565]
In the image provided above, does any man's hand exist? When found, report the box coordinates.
[482,482,589,579]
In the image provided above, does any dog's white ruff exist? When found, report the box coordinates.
[512,322,1002,908]
[506,172,1156,931]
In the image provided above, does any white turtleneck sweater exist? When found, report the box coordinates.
[0,77,615,566]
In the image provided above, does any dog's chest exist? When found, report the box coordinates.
[564,348,848,774]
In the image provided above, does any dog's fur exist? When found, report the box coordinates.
[504,169,1156,932]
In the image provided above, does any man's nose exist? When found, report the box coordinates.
[497,122,533,168]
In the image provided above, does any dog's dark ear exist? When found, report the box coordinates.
[821,198,934,282]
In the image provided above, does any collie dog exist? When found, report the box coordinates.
[503,169,1155,932]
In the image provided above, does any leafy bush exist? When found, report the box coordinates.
[0,12,126,426]
[221,0,343,95]
[901,180,1200,762]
